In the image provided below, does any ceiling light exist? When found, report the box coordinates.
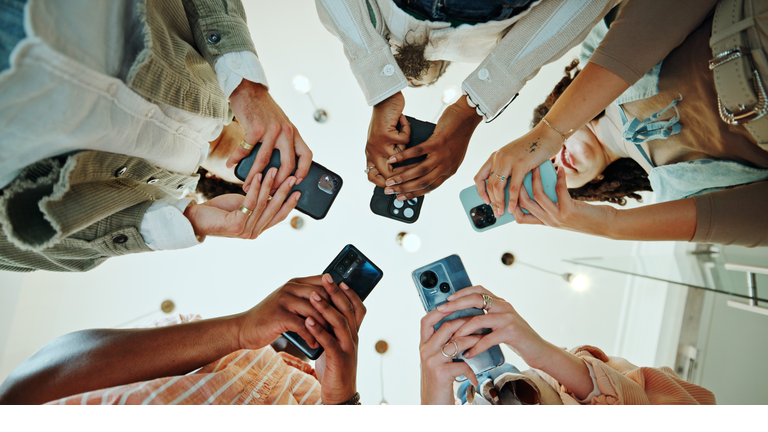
[292,74,311,94]
[396,232,421,253]
[442,85,460,105]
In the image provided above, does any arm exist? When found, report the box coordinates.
[463,0,615,121]
[692,180,768,247]
[0,276,336,405]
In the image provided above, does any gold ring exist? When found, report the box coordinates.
[482,294,493,312]
[440,340,460,358]
[494,173,507,182]
[238,204,253,216]
[240,140,254,151]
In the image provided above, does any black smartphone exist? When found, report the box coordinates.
[369,115,434,223]
[235,144,342,220]
[412,254,504,381]
[283,244,384,360]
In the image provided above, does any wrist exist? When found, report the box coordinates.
[457,95,483,120]
[231,80,268,104]
[182,201,206,240]
[323,387,358,405]
[529,122,565,155]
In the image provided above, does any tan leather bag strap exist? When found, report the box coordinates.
[710,0,768,149]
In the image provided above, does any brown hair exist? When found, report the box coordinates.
[391,31,450,86]
[532,59,651,206]
[195,168,245,201]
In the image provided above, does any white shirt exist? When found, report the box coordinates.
[0,0,267,251]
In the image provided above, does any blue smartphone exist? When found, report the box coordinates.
[412,255,504,381]
[283,244,384,360]
[459,160,558,232]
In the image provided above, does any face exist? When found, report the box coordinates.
[201,120,246,185]
[407,61,447,87]
[550,122,609,188]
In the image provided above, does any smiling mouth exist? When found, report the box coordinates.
[560,147,578,172]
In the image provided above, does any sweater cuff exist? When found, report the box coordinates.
[462,54,523,122]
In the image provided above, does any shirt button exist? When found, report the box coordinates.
[229,59,241,70]
[146,108,155,118]
[108,84,118,95]
[114,166,127,177]
[165,209,176,219]
[177,184,185,190]
[382,64,395,76]
[112,234,128,244]
[218,72,227,82]
[147,178,159,184]
[478,68,490,81]
[206,31,221,44]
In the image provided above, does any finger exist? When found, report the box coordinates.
[338,280,366,330]
[387,141,427,167]
[397,114,411,142]
[446,285,492,301]
[321,274,359,336]
[516,182,547,226]
[263,191,301,231]
[243,139,275,193]
[241,167,277,238]
[474,156,494,206]
[234,171,265,229]
[554,162,570,202]
[251,175,297,238]
[506,169,527,216]
[464,332,506,360]
[383,160,438,195]
[444,362,479,387]
[366,164,387,187]
[285,278,330,301]
[420,308,454,343]
[225,137,255,171]
[293,133,312,185]
[437,293,497,315]
[529,166,558,214]
[309,289,355,353]
[282,313,319,349]
[281,292,329,330]
[372,156,394,181]
[422,316,472,356]
[305,315,340,353]
[274,131,296,188]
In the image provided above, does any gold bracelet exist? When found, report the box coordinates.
[541,118,573,144]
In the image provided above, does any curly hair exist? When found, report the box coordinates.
[195,168,245,201]
[532,59,651,206]
[390,31,450,85]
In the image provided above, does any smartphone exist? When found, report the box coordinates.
[412,254,504,381]
[235,143,342,220]
[459,160,558,233]
[283,244,384,360]
[369,116,434,223]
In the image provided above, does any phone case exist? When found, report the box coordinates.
[412,255,504,381]
[235,144,343,220]
[459,160,559,233]
[369,116,434,223]
[283,244,384,360]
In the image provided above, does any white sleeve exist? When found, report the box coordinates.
[462,0,615,121]
[214,51,269,100]
[573,360,602,404]
[140,198,201,251]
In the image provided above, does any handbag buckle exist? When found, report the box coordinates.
[709,47,742,70]
[718,69,768,125]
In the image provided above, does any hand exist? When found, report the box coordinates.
[438,286,553,369]
[306,274,367,405]
[184,167,300,239]
[233,275,333,352]
[515,166,617,235]
[365,92,410,186]
[384,95,482,200]
[419,310,482,405]
[228,80,313,193]
[476,123,562,219]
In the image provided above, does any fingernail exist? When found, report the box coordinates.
[226,162,234,169]
[294,192,301,200]
[270,168,277,179]
[397,195,406,201]
[464,352,473,359]
[296,178,303,185]
[384,187,394,195]
[307,317,315,326]
[386,179,396,187]
[534,166,539,172]
[388,156,397,163]
[324,274,333,284]
[340,282,350,290]
[256,173,262,183]
[447,294,455,300]
[437,304,446,312]
[312,292,322,302]
[244,183,250,193]
[289,177,296,187]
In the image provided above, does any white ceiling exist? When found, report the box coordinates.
[0,0,673,405]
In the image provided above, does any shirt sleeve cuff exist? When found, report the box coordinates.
[215,51,269,100]
[573,360,602,404]
[140,198,201,251]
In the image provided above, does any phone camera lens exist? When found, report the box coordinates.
[419,271,438,289]
[439,282,450,293]
[332,177,339,187]
[336,264,346,273]
[347,251,357,260]
[342,258,351,266]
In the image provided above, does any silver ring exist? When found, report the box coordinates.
[364,166,375,174]
[494,173,507,182]
[482,294,493,313]
[440,340,459,358]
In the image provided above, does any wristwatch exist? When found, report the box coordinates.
[335,392,361,405]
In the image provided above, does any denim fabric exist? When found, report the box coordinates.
[393,0,535,23]
[580,19,663,105]
[0,0,27,73]
[650,159,768,203]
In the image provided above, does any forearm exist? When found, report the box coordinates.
[0,316,241,404]
[603,198,697,242]
[529,342,593,400]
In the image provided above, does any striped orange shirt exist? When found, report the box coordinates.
[44,315,322,405]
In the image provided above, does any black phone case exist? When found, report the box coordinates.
[412,254,505,380]
[235,144,342,220]
[369,115,434,223]
[282,244,384,360]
